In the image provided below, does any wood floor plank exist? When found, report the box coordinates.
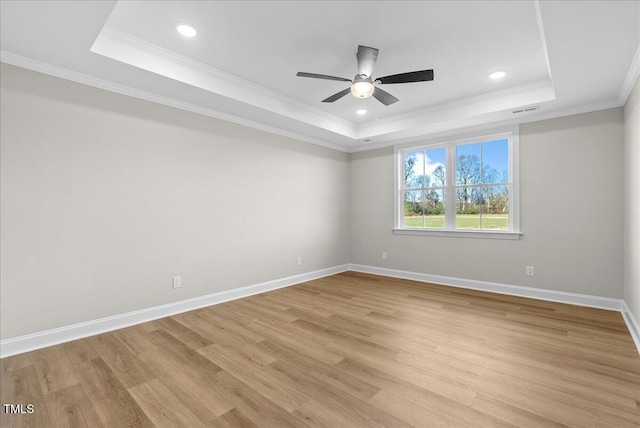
[211,408,260,428]
[369,388,515,428]
[148,316,213,350]
[1,272,638,427]
[127,378,208,428]
[244,319,345,365]
[523,379,640,424]
[210,370,312,428]
[198,343,309,413]
[394,350,527,399]
[256,339,379,402]
[1,353,34,374]
[86,333,156,389]
[109,325,159,356]
[0,365,52,428]
[72,358,153,428]
[44,383,104,428]
[59,339,100,367]
[292,398,372,428]
[136,345,234,423]
[334,356,503,427]
[31,346,80,394]
[325,340,478,406]
[470,393,566,428]
[264,359,413,428]
[145,329,224,384]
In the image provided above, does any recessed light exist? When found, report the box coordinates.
[177,24,197,38]
[489,71,506,80]
[356,109,367,115]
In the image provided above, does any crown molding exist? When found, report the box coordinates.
[91,26,357,139]
[0,51,350,152]
[533,0,554,85]
[619,44,640,105]
[356,79,556,139]
[349,98,622,153]
[2,51,625,156]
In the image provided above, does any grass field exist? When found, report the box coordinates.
[404,214,508,229]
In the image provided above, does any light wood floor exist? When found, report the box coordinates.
[1,272,639,427]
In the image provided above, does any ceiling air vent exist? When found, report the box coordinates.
[513,105,540,114]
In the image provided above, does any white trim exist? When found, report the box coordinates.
[2,264,638,358]
[349,99,624,153]
[0,265,349,359]
[1,51,629,155]
[91,26,356,139]
[0,51,349,153]
[358,79,555,138]
[621,301,640,354]
[392,229,522,240]
[618,44,640,105]
[349,264,638,355]
[348,264,624,311]
[394,127,519,236]
[533,0,554,86]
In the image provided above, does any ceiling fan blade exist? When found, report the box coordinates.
[356,45,379,77]
[372,87,399,106]
[296,72,352,82]
[376,69,434,84]
[322,88,352,103]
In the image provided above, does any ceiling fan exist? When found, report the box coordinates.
[296,45,434,106]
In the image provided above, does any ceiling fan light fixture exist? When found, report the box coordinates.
[176,24,197,37]
[351,81,375,99]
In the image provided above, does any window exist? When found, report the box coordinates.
[394,128,520,239]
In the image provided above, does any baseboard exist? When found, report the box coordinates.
[349,264,624,310]
[0,264,349,359]
[621,301,640,354]
[3,263,638,358]
[349,263,640,355]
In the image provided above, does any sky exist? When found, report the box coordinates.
[407,138,509,185]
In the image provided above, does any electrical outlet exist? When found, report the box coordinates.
[382,252,388,260]
[296,256,302,266]
[526,266,535,276]
[172,276,182,288]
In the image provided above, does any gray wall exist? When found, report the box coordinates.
[624,76,640,322]
[0,61,632,341]
[350,108,624,299]
[0,64,350,339]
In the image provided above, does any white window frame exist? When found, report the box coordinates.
[393,126,521,240]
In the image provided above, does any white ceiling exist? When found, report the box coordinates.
[1,1,638,152]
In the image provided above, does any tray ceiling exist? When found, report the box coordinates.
[1,1,638,151]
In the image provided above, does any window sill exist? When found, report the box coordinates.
[392,228,522,240]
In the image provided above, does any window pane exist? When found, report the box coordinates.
[482,139,509,183]
[456,143,481,186]
[424,148,446,188]
[404,190,424,228]
[404,151,424,188]
[424,189,445,228]
[456,187,480,229]
[482,185,509,230]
